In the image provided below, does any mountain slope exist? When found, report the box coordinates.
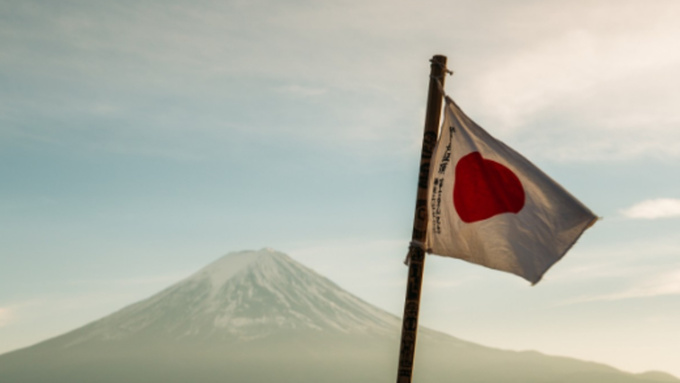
[0,249,676,383]
[51,249,401,347]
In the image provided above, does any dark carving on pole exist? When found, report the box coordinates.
[396,55,448,383]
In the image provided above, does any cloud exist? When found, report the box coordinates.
[4,0,680,165]
[458,2,680,162]
[0,307,12,327]
[552,237,680,279]
[68,274,185,288]
[275,85,327,97]
[621,198,680,219]
[551,236,680,306]
[565,269,680,304]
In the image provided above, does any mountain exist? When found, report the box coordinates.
[0,248,676,383]
[42,248,401,345]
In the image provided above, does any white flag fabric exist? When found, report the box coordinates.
[426,97,597,284]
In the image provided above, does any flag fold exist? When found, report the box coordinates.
[426,97,597,284]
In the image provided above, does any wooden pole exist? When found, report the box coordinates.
[396,54,447,383]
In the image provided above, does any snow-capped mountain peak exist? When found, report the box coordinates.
[57,249,400,347]
[188,248,282,293]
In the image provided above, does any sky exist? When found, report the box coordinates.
[1,0,680,377]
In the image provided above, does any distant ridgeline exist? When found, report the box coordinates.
[0,249,676,383]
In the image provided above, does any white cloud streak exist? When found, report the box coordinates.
[621,198,680,219]
[469,24,680,160]
[3,1,680,162]
[68,274,185,288]
[0,307,11,327]
[565,269,680,304]
[275,85,328,98]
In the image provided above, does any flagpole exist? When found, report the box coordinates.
[396,54,448,383]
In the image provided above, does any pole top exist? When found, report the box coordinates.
[430,55,447,68]
[430,55,453,77]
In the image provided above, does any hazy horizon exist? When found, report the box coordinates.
[2,248,676,383]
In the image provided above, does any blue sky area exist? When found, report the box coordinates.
[2,0,680,377]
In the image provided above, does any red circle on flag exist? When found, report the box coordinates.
[454,152,525,223]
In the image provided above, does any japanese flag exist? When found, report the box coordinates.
[426,97,597,284]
